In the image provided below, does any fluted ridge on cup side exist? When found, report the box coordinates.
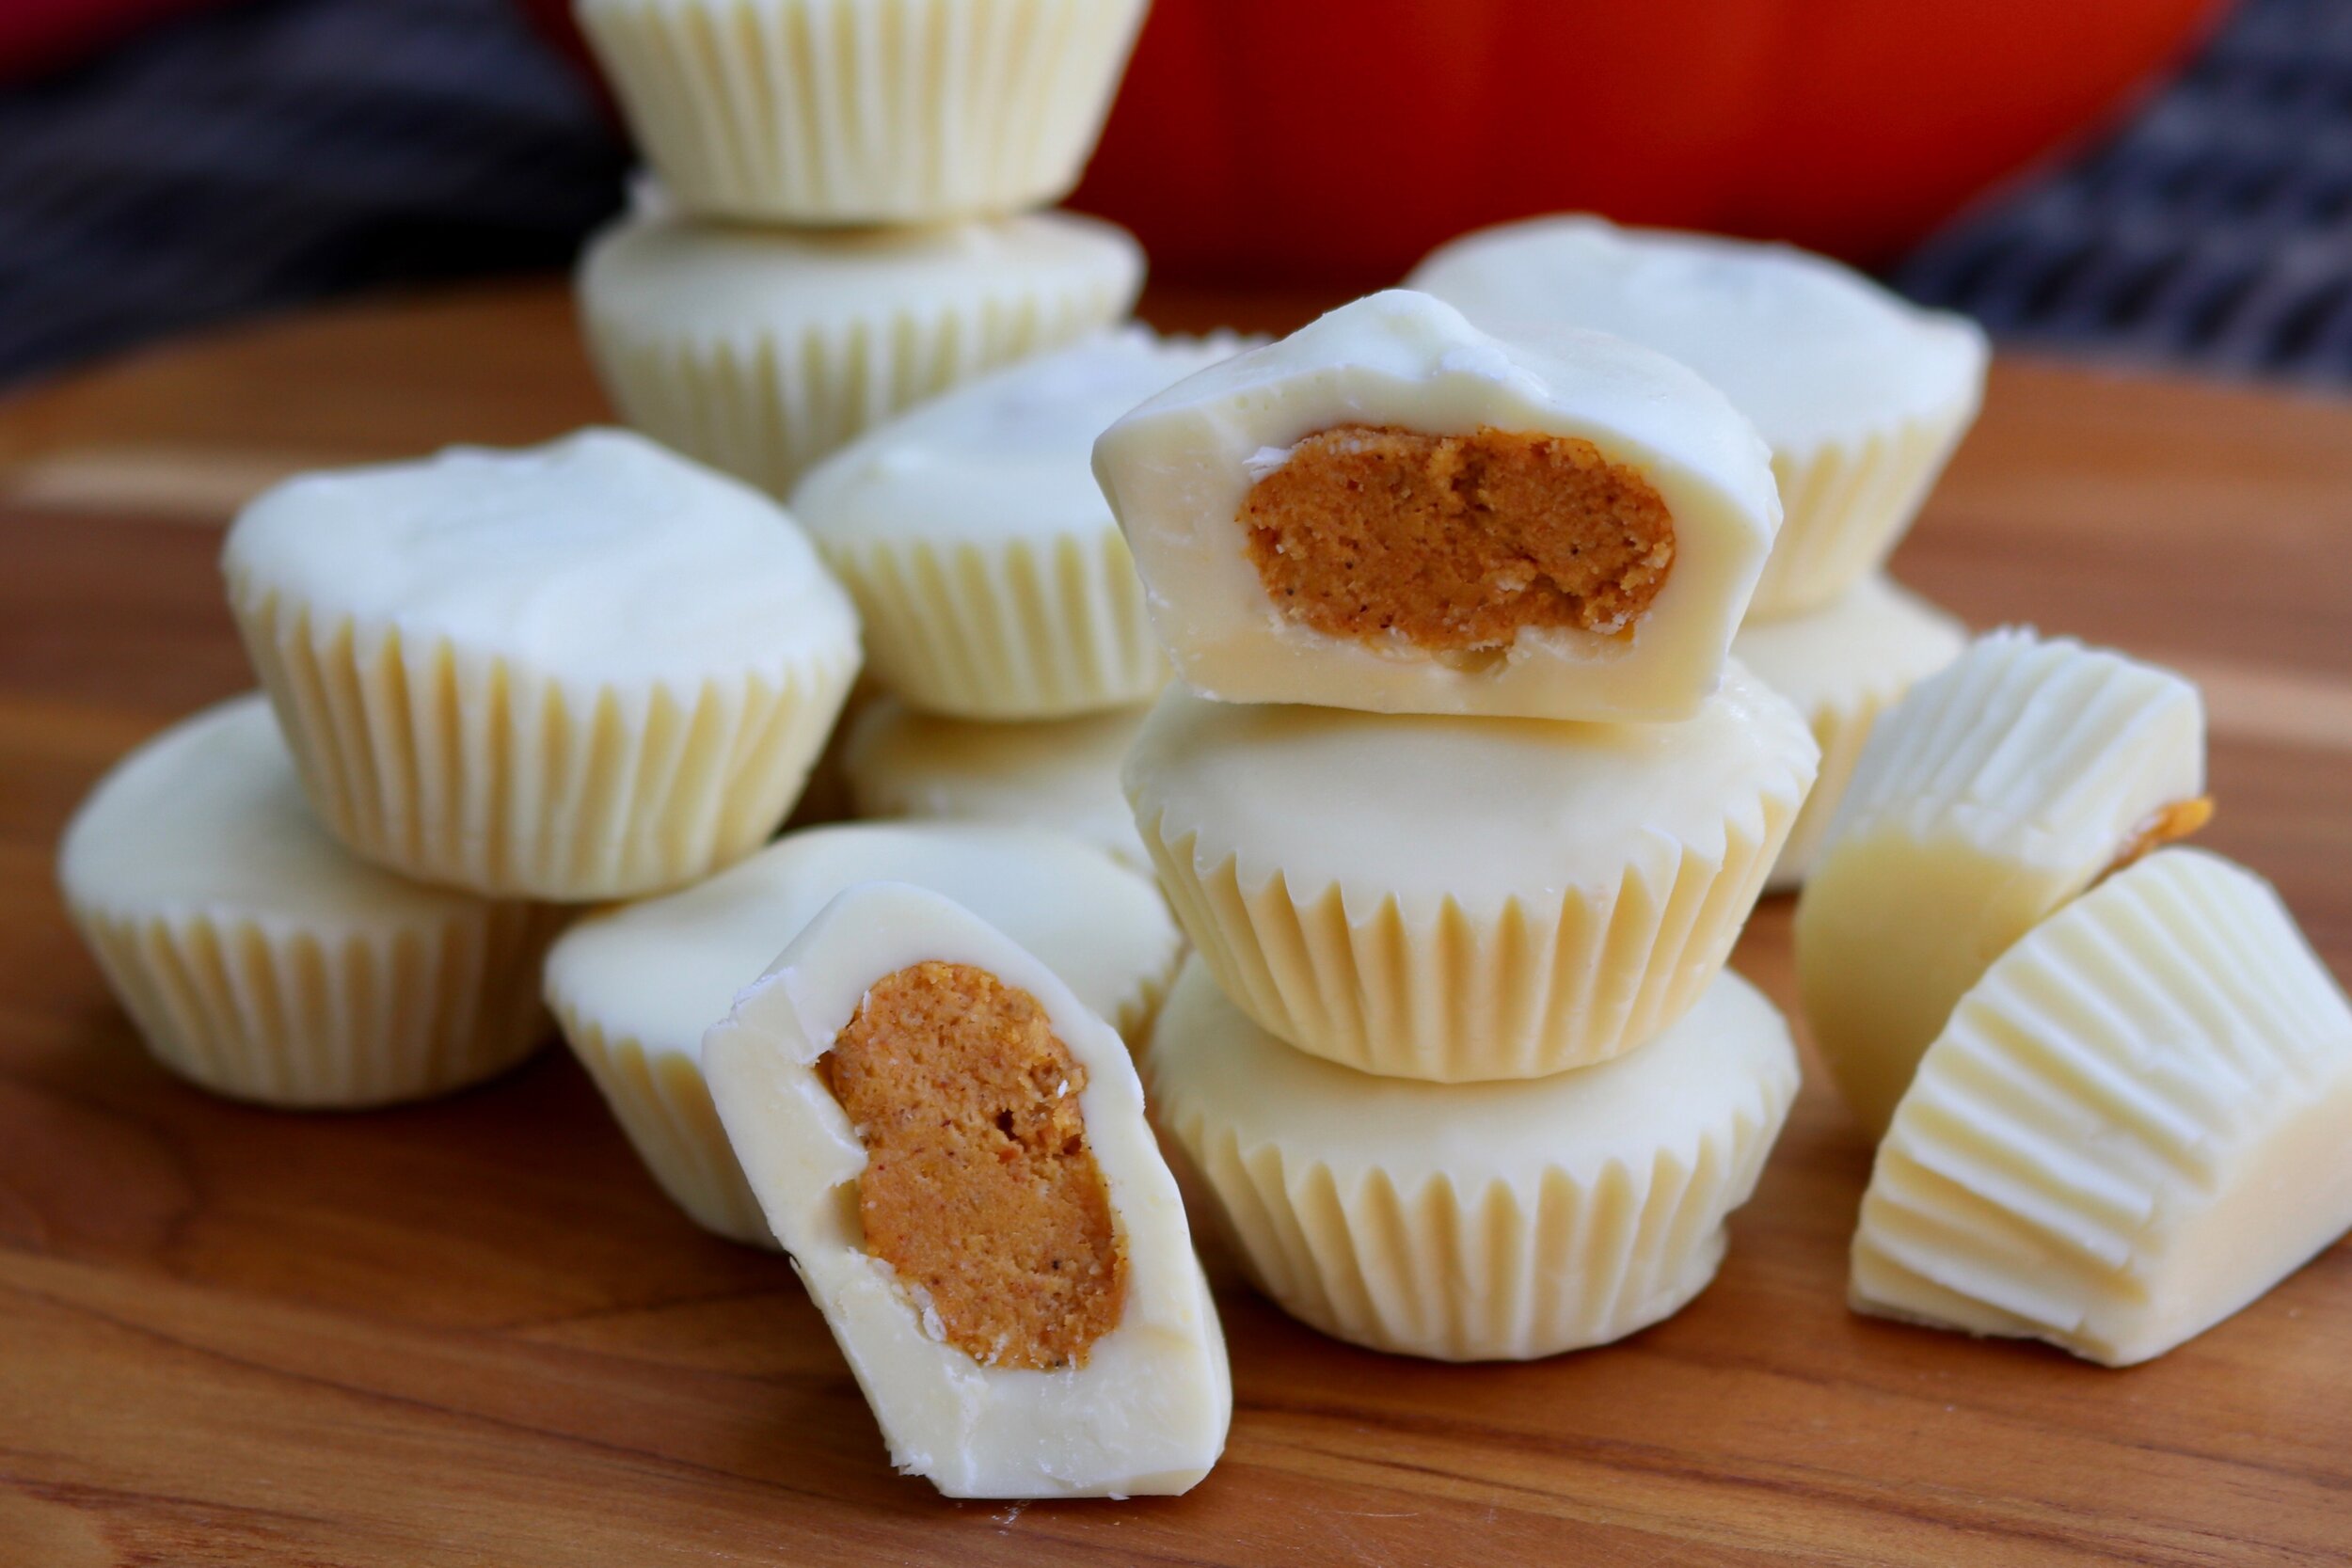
[1749,407,1974,621]
[231,591,858,900]
[820,528,1162,719]
[578,0,1146,225]
[1136,768,1805,1083]
[1851,848,2352,1365]
[581,247,1140,499]
[69,901,563,1108]
[1158,1078,1791,1362]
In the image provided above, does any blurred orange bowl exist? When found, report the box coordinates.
[1066,0,2228,282]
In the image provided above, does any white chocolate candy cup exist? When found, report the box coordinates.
[544,822,1182,1246]
[1126,669,1817,1082]
[59,697,565,1108]
[704,883,1229,1498]
[1148,958,1800,1362]
[818,528,1163,719]
[1851,848,2352,1367]
[840,698,1152,875]
[221,431,864,901]
[577,0,1146,226]
[1407,215,1988,619]
[1795,629,2205,1135]
[1731,576,1968,893]
[580,210,1143,496]
[1091,290,1782,723]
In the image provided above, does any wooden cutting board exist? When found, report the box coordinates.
[3,280,2349,1568]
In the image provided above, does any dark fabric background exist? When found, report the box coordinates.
[3,0,2348,389]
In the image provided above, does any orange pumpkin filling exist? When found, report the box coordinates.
[820,961,1126,1370]
[1241,424,1676,652]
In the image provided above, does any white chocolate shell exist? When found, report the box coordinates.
[58,697,564,1108]
[1408,214,1988,618]
[1148,958,1800,1361]
[1851,848,2352,1366]
[580,208,1143,495]
[1091,290,1782,723]
[1796,629,2205,1134]
[222,430,862,900]
[545,822,1181,1246]
[840,698,1152,875]
[577,0,1147,225]
[794,329,1245,719]
[1126,665,1816,1081]
[703,883,1229,1497]
[1730,575,1968,892]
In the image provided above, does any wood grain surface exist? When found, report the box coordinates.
[2,281,2349,1567]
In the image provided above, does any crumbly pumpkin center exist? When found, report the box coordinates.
[2108,797,2216,876]
[1240,424,1676,652]
[820,960,1126,1371]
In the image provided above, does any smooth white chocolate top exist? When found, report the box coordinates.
[841,699,1152,872]
[1125,661,1817,916]
[543,821,1180,1058]
[1732,576,1969,717]
[1409,215,1989,451]
[579,207,1144,343]
[221,428,858,689]
[59,695,495,927]
[1150,957,1797,1186]
[793,328,1247,546]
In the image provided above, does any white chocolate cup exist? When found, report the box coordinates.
[1148,958,1800,1361]
[1795,629,2205,1135]
[59,697,564,1108]
[1851,848,2352,1367]
[704,883,1229,1497]
[1126,666,1817,1082]
[577,0,1147,226]
[545,822,1182,1246]
[1092,290,1782,723]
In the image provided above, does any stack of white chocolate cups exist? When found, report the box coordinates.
[571,0,1152,500]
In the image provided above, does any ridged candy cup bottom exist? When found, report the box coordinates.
[1125,672,1818,1082]
[58,696,568,1109]
[1745,414,1975,620]
[576,0,1147,225]
[1147,958,1800,1361]
[818,527,1163,719]
[230,592,859,901]
[1850,848,2352,1367]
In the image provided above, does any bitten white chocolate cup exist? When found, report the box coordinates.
[580,206,1144,496]
[1149,957,1799,1362]
[58,697,565,1108]
[577,0,1146,226]
[1125,665,1817,1082]
[704,882,1229,1498]
[793,328,1245,720]
[1795,629,2205,1136]
[1851,848,2352,1367]
[222,429,861,902]
[545,822,1182,1246]
[1409,214,1988,621]
[841,698,1152,876]
[1731,576,1968,893]
[1091,290,1782,723]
